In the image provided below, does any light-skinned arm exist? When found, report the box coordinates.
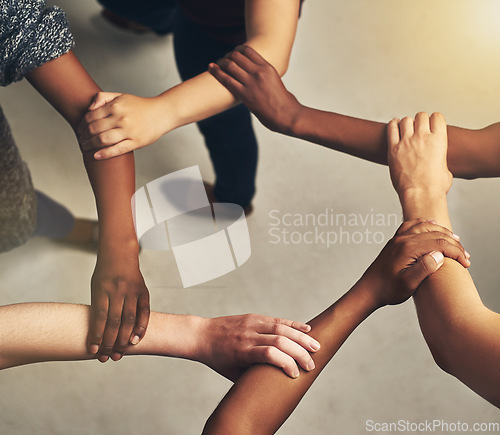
[203,220,471,434]
[0,304,316,381]
[208,45,500,180]
[77,0,301,159]
[387,112,500,408]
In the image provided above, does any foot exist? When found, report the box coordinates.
[57,218,99,252]
[101,9,159,35]
[203,182,254,216]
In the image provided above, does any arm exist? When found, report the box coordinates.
[204,221,470,434]
[0,304,317,381]
[208,46,500,180]
[25,51,150,361]
[387,112,500,408]
[78,0,301,159]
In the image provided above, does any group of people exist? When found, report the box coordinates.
[1,0,499,433]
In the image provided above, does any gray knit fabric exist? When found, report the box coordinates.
[0,0,74,86]
[0,105,37,252]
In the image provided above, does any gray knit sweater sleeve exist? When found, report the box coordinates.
[0,0,74,86]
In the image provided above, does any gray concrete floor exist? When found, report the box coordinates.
[1,0,500,433]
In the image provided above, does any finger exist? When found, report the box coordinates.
[98,298,125,362]
[268,316,311,333]
[215,57,250,85]
[110,296,138,361]
[430,112,447,135]
[396,218,427,235]
[254,335,316,373]
[88,294,109,355]
[387,118,401,148]
[130,291,150,345]
[89,92,122,111]
[82,105,114,126]
[225,49,262,74]
[208,63,246,96]
[257,322,320,352]
[247,345,301,378]
[399,116,415,139]
[94,139,136,160]
[402,251,444,291]
[79,117,119,142]
[408,235,471,268]
[414,112,430,134]
[236,45,269,66]
[402,220,460,241]
[80,128,127,152]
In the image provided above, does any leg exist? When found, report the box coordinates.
[0,106,37,252]
[97,0,177,35]
[173,10,258,208]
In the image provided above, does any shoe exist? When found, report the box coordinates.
[101,9,166,35]
[203,182,254,216]
[56,218,99,252]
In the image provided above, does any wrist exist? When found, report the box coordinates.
[284,101,307,137]
[399,189,449,224]
[348,275,383,314]
[184,316,210,362]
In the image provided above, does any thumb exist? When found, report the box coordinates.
[402,251,444,291]
[89,92,122,110]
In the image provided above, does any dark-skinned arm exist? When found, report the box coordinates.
[25,51,150,362]
[208,45,500,180]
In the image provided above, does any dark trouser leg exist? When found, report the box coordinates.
[173,10,258,208]
[97,0,177,35]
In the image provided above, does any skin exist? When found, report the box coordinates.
[25,51,150,362]
[208,45,500,180]
[388,112,500,408]
[0,305,316,381]
[203,219,470,434]
[21,50,329,375]
[76,0,302,159]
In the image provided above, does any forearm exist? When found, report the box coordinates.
[203,279,379,435]
[156,0,299,134]
[398,190,452,230]
[0,303,202,369]
[289,109,500,180]
[26,51,138,247]
[413,259,500,407]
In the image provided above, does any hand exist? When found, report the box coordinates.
[77,92,166,159]
[362,218,471,307]
[196,314,320,381]
[208,45,302,134]
[89,252,150,362]
[387,112,452,198]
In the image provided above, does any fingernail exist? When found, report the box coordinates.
[90,344,99,354]
[130,335,140,345]
[94,153,102,160]
[208,63,215,69]
[99,356,109,363]
[303,324,311,332]
[430,251,444,265]
[427,219,437,224]
[308,361,316,371]
[111,352,121,361]
[310,340,320,351]
[465,250,471,259]
[292,369,300,378]
[451,233,460,241]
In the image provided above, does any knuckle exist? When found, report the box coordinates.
[123,312,136,325]
[95,307,108,322]
[108,316,122,329]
